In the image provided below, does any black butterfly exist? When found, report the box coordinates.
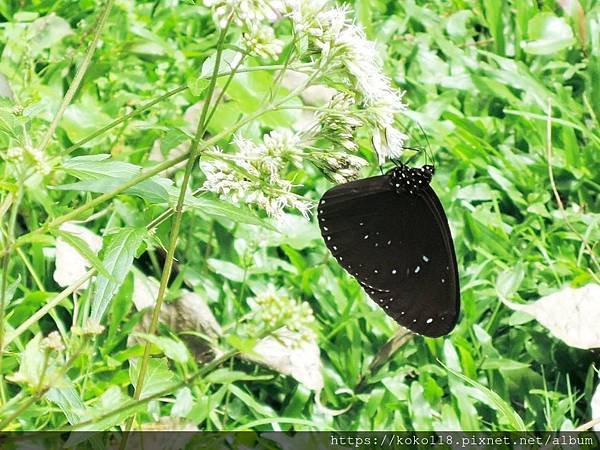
[317,163,460,337]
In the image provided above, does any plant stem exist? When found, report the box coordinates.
[3,269,94,349]
[65,349,239,431]
[63,63,314,154]
[0,183,23,405]
[38,0,115,153]
[0,344,86,429]
[121,19,233,440]
[3,54,319,351]
[64,85,187,154]
[545,100,600,279]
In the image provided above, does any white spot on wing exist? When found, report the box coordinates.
[422,255,429,262]
[426,318,433,324]
[414,266,421,273]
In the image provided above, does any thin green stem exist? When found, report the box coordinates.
[0,182,23,405]
[0,344,86,429]
[122,19,234,439]
[3,269,94,349]
[65,349,239,431]
[202,54,247,129]
[545,100,600,278]
[38,0,115,153]
[64,85,187,154]
[63,63,314,155]
[3,56,319,353]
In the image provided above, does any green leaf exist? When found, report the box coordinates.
[52,229,112,279]
[62,96,111,146]
[65,386,141,439]
[47,385,85,425]
[495,265,525,300]
[89,228,146,323]
[521,13,575,55]
[228,384,276,418]
[8,334,44,388]
[56,155,175,205]
[205,368,272,384]
[161,128,190,154]
[188,77,210,97]
[29,14,73,55]
[192,196,274,229]
[207,258,245,282]
[172,387,194,418]
[129,358,176,399]
[441,362,527,431]
[133,333,190,363]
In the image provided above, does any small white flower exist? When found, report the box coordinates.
[204,0,283,28]
[41,331,65,352]
[201,131,311,218]
[372,126,407,163]
[241,24,284,59]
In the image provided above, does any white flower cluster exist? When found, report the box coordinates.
[297,3,408,161]
[240,25,284,60]
[204,0,407,160]
[5,144,52,175]
[204,0,284,59]
[41,331,65,352]
[201,0,411,216]
[201,130,311,218]
[204,0,281,28]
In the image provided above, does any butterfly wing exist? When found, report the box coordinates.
[317,173,460,337]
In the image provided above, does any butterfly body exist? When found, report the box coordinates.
[317,163,460,337]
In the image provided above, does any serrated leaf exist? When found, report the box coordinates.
[129,358,176,399]
[89,228,146,323]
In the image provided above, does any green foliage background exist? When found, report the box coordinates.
[0,0,599,432]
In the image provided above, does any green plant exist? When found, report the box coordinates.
[0,0,598,433]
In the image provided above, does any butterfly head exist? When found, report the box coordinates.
[388,163,435,195]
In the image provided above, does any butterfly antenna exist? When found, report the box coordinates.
[415,121,437,167]
[396,120,429,166]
